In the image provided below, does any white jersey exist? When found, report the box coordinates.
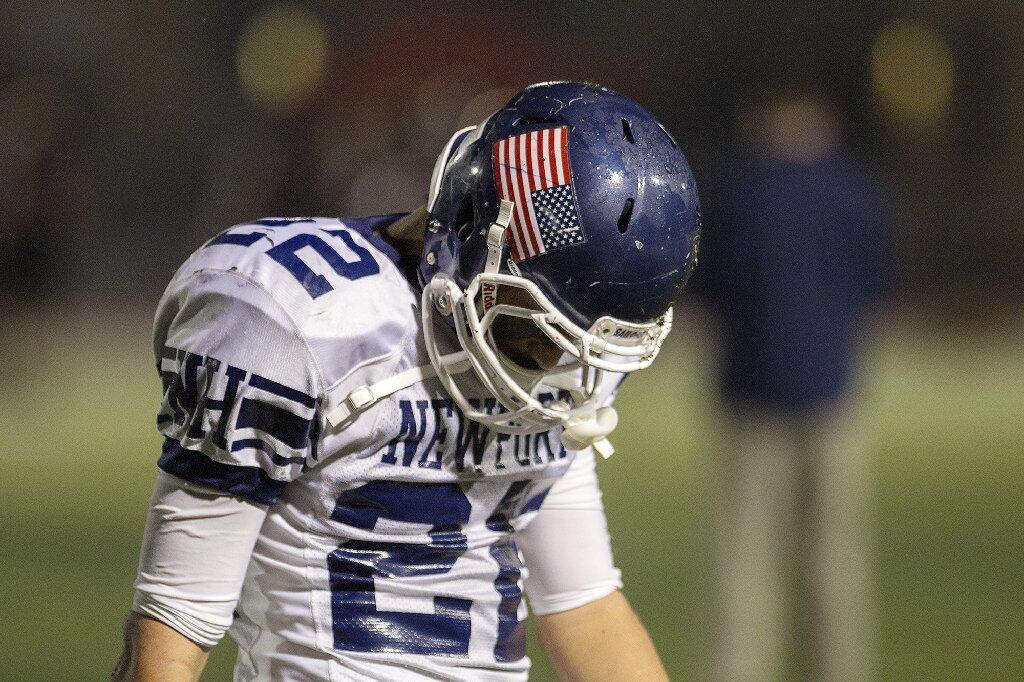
[152,216,621,680]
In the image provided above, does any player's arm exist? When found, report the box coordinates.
[517,448,668,681]
[534,591,667,681]
[116,471,270,680]
[117,268,324,678]
[114,612,209,681]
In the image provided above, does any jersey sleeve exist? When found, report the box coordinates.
[133,470,269,647]
[153,268,325,505]
[517,448,623,615]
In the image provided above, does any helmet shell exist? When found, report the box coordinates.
[421,81,701,329]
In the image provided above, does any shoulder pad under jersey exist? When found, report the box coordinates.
[162,216,420,390]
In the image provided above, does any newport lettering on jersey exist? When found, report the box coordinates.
[381,393,572,472]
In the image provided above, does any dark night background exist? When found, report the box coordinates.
[1,2,1020,679]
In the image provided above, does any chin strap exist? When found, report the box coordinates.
[329,365,618,458]
[325,352,470,427]
[487,201,514,271]
[480,200,514,312]
[326,352,618,457]
[557,405,619,459]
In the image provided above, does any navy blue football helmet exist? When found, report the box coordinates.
[419,81,700,452]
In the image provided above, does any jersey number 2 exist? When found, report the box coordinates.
[208,224,379,298]
[267,230,379,298]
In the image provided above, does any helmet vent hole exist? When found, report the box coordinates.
[617,198,635,234]
[515,116,558,127]
[621,118,635,144]
[455,194,475,241]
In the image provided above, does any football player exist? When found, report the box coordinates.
[115,81,701,681]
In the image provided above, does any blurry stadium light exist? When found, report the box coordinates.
[236,3,328,113]
[871,20,955,129]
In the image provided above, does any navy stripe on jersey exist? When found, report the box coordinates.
[249,373,317,409]
[236,398,313,450]
[157,344,317,445]
[231,438,306,467]
[158,437,285,505]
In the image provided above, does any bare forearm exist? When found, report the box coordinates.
[113,612,209,681]
[535,590,668,681]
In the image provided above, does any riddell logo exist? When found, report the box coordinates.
[482,283,497,310]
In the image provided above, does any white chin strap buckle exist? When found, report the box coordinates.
[559,405,618,458]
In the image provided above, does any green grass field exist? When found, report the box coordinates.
[0,316,1020,680]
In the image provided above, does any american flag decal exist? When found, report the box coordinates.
[492,126,586,262]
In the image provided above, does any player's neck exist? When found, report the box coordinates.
[383,206,427,262]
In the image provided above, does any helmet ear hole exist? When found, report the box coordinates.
[455,194,475,241]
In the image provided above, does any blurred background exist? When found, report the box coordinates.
[0,1,1021,679]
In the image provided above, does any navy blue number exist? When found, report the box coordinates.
[207,231,265,247]
[328,481,473,656]
[207,223,379,298]
[486,481,547,663]
[327,480,543,660]
[267,231,379,298]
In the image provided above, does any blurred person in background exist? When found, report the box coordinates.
[692,87,889,681]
